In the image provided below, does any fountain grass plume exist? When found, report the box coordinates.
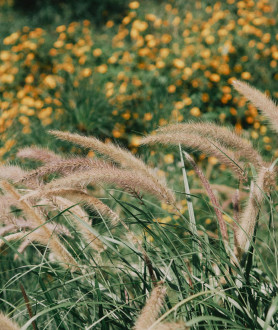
[133,282,167,330]
[1,181,78,269]
[32,167,169,203]
[17,146,62,163]
[156,121,263,168]
[49,130,175,204]
[44,188,119,225]
[18,156,113,184]
[233,80,278,134]
[140,132,246,180]
[0,312,20,330]
[49,195,106,252]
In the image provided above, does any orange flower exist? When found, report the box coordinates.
[241,72,251,80]
[97,64,108,74]
[81,68,92,77]
[210,73,220,82]
[44,75,56,89]
[168,85,176,93]
[173,58,185,69]
[144,113,153,121]
[164,154,174,164]
[129,1,140,9]
[190,107,201,116]
[93,48,102,57]
[161,34,172,43]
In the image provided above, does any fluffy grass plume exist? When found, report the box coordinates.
[17,146,62,163]
[133,282,167,330]
[233,80,278,134]
[1,181,77,269]
[0,312,20,330]
[18,157,112,184]
[157,122,263,168]
[50,195,105,252]
[49,130,175,204]
[34,168,168,203]
[141,132,245,180]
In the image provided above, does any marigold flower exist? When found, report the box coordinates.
[93,48,102,57]
[190,107,201,117]
[129,1,140,9]
[97,64,108,74]
[144,113,153,121]
[44,75,56,89]
[210,73,221,82]
[241,72,251,80]
[81,68,92,77]
[168,85,176,93]
[173,58,185,69]
[164,154,174,164]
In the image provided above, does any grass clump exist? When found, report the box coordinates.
[0,80,277,328]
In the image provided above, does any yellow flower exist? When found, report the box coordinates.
[122,112,131,120]
[144,113,153,121]
[38,107,52,120]
[106,20,114,28]
[132,20,148,32]
[241,72,251,80]
[173,58,185,69]
[156,60,165,69]
[168,85,176,93]
[5,139,15,150]
[130,135,142,147]
[183,97,192,105]
[87,150,95,158]
[209,73,220,82]
[145,13,156,21]
[93,48,102,57]
[164,154,174,164]
[208,156,218,165]
[201,49,211,58]
[81,68,92,77]
[160,48,170,58]
[97,64,108,74]
[42,118,52,126]
[44,75,56,89]
[56,25,66,33]
[25,75,34,84]
[0,50,11,61]
[1,74,14,84]
[251,131,259,139]
[18,116,30,126]
[205,218,212,225]
[190,107,201,117]
[161,34,172,43]
[205,35,215,44]
[112,129,122,138]
[129,1,139,9]
[202,93,209,102]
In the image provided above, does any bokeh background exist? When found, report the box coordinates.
[0,0,277,159]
